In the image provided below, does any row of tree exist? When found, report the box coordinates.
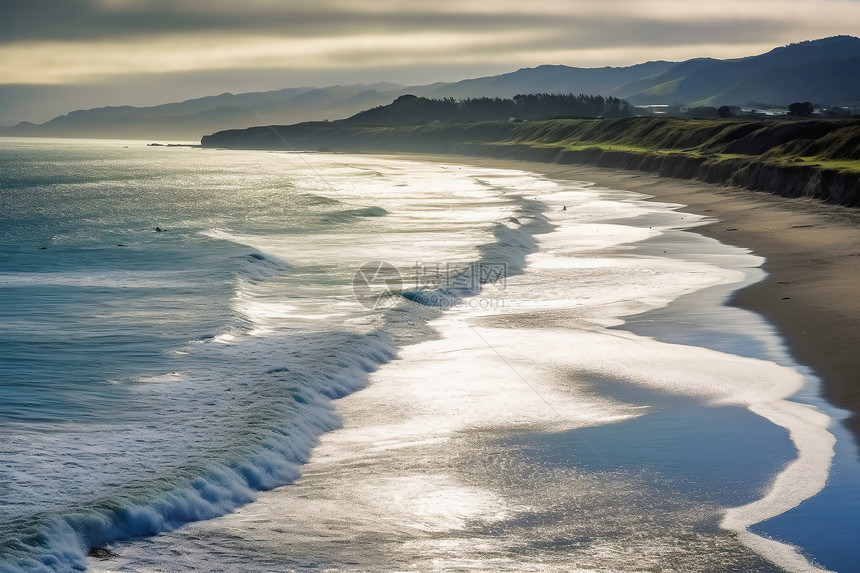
[345,93,631,126]
[345,94,849,125]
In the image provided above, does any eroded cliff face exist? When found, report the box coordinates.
[445,143,860,206]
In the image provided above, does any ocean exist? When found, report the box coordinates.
[1,138,858,572]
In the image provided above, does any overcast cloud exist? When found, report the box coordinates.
[1,0,858,123]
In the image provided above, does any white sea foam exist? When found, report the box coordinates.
[724,398,836,573]
[434,184,837,572]
[306,174,835,572]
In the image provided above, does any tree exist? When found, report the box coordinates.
[788,101,814,117]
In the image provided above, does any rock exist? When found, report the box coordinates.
[88,547,120,559]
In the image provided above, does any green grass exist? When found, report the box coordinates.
[206,116,860,177]
[791,158,860,173]
[495,117,860,175]
[639,77,685,97]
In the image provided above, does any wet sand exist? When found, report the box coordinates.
[401,154,860,444]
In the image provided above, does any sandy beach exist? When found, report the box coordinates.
[404,154,860,444]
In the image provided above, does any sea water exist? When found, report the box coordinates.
[0,138,858,572]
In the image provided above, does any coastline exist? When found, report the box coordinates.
[390,153,860,444]
[67,145,857,571]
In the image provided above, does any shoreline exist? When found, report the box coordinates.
[388,152,860,445]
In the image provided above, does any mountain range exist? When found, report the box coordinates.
[2,36,859,140]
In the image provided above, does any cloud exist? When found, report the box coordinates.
[3,0,857,45]
[0,30,548,84]
[1,0,859,122]
[0,0,581,43]
[1,0,827,85]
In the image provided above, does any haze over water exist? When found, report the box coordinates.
[1,139,858,572]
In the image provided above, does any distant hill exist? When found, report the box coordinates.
[0,84,406,140]
[619,36,860,106]
[411,61,677,100]
[3,36,858,140]
[408,36,860,107]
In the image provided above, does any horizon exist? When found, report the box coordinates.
[2,0,860,125]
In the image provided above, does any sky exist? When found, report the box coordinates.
[1,0,859,124]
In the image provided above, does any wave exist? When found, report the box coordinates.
[200,229,294,283]
[402,197,550,307]
[236,251,292,283]
[0,331,397,573]
[296,193,341,206]
[0,169,554,572]
[0,222,397,571]
[320,205,388,224]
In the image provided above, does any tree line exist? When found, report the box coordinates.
[345,93,631,125]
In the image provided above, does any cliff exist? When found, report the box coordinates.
[201,117,860,206]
